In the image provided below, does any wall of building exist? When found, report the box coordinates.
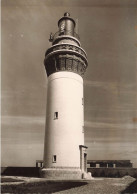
[87,168,137,178]
[88,160,133,168]
[2,167,137,178]
[1,167,40,177]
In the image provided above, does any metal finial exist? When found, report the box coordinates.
[64,12,70,17]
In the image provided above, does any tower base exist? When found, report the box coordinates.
[40,167,84,179]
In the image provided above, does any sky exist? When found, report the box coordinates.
[1,0,137,167]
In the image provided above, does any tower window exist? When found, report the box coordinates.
[54,112,58,119]
[52,155,57,163]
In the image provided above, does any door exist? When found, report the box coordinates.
[84,153,87,172]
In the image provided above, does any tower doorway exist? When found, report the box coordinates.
[79,145,87,172]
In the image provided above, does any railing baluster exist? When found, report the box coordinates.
[53,30,80,41]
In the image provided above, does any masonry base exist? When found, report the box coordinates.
[40,168,84,179]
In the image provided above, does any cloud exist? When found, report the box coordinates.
[2,0,137,7]
[84,80,137,94]
[1,116,45,146]
[1,115,45,126]
[84,120,137,130]
[1,143,44,167]
[1,91,23,99]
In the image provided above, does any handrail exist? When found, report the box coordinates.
[45,43,87,60]
[53,30,80,41]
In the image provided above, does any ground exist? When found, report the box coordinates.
[1,176,137,193]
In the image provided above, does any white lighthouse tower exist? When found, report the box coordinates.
[41,13,88,179]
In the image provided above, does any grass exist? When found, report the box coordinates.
[1,176,137,194]
[1,177,24,183]
[1,180,87,193]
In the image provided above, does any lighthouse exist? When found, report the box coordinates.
[41,13,89,179]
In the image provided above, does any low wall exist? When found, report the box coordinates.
[87,168,137,178]
[1,167,137,178]
[1,167,40,177]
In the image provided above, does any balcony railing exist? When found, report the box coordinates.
[52,30,80,41]
[45,43,87,60]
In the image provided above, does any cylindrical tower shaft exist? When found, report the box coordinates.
[44,72,84,167]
